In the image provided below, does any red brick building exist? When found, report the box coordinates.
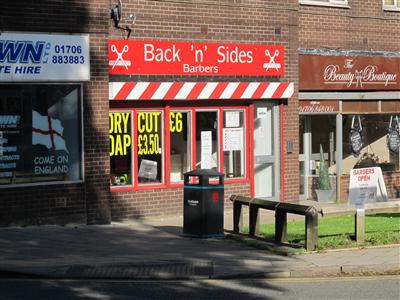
[0,0,398,226]
[0,1,111,225]
[298,0,400,202]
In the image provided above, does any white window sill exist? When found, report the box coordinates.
[299,0,350,9]
[383,6,400,12]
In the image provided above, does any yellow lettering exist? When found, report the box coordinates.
[109,113,114,134]
[145,113,153,133]
[121,113,130,133]
[109,135,115,156]
[115,136,123,155]
[138,113,146,133]
[170,112,175,133]
[123,134,131,155]
[153,112,160,133]
[114,113,122,134]
[170,112,183,133]
[175,112,182,132]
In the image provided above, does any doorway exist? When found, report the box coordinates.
[253,103,280,199]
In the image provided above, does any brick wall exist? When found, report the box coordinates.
[299,0,399,51]
[0,0,111,226]
[111,182,250,220]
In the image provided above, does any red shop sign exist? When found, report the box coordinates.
[108,40,284,76]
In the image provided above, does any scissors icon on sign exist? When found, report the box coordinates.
[110,45,131,70]
[263,49,281,72]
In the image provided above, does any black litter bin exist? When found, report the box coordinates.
[183,169,224,237]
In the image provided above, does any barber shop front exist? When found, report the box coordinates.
[299,51,400,202]
[108,40,294,219]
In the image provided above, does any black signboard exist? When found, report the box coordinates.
[350,128,363,156]
[350,116,363,156]
[387,116,400,153]
[387,129,400,153]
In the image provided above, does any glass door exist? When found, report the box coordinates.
[253,103,280,199]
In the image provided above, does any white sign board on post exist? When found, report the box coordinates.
[348,167,388,208]
[0,32,90,81]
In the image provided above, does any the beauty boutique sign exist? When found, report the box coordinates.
[299,55,400,90]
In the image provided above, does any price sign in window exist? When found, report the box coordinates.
[170,111,191,182]
[109,111,132,186]
[137,111,163,183]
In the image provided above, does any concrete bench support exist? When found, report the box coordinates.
[355,209,365,244]
[275,209,288,243]
[230,195,251,233]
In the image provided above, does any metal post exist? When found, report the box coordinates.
[336,113,343,202]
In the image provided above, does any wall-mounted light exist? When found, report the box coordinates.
[110,0,136,39]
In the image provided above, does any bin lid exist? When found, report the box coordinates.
[184,169,224,177]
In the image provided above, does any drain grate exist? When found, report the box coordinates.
[64,261,214,279]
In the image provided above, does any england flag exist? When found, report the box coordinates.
[32,110,69,153]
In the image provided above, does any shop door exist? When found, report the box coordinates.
[253,103,280,199]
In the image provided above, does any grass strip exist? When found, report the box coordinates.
[248,213,400,250]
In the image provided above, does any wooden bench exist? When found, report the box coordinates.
[230,195,320,251]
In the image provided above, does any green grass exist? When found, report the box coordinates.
[255,214,400,251]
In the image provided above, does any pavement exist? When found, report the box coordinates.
[0,206,399,280]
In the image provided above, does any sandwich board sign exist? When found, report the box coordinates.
[348,167,388,208]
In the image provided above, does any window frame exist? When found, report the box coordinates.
[136,108,165,187]
[167,108,193,186]
[222,108,248,181]
[110,105,250,192]
[0,83,84,189]
[299,0,350,9]
[383,0,400,11]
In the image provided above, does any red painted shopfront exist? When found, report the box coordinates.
[108,40,294,219]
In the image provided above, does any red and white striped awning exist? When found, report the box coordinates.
[109,82,294,100]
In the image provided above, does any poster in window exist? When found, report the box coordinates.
[201,131,212,169]
[0,85,82,186]
[223,128,243,151]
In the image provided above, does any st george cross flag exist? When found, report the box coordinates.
[32,110,69,153]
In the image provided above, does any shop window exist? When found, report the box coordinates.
[223,110,245,178]
[343,115,400,174]
[110,111,132,187]
[137,111,163,184]
[0,85,82,186]
[383,0,400,11]
[310,115,336,175]
[108,106,249,190]
[170,111,191,182]
[196,111,219,170]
